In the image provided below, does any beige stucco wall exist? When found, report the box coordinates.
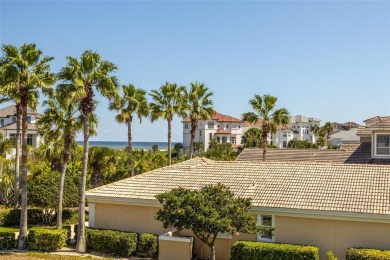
[94,203,170,235]
[276,216,390,260]
[159,239,193,260]
[178,229,256,260]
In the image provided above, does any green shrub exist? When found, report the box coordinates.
[27,228,68,252]
[0,232,16,250]
[86,228,138,257]
[327,251,338,260]
[2,208,49,226]
[139,233,158,257]
[231,241,319,260]
[346,248,390,260]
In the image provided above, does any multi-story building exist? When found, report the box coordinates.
[270,115,321,148]
[0,105,42,147]
[182,112,243,152]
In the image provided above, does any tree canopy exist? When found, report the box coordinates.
[155,183,259,260]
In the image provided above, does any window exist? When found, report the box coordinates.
[283,141,287,148]
[27,116,32,123]
[376,134,390,156]
[199,130,202,137]
[230,137,236,144]
[208,122,214,129]
[12,117,16,123]
[27,134,33,146]
[226,125,229,128]
[0,119,4,126]
[209,133,213,140]
[283,131,287,137]
[232,125,237,129]
[257,214,274,241]
[184,123,189,129]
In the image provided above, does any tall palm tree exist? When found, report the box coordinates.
[242,94,289,162]
[149,82,186,166]
[57,50,119,253]
[184,82,215,158]
[110,84,149,176]
[0,44,55,249]
[323,121,333,146]
[37,85,85,228]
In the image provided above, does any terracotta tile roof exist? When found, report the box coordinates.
[182,112,241,123]
[86,157,390,216]
[363,116,390,126]
[357,117,390,136]
[242,119,263,127]
[215,129,230,134]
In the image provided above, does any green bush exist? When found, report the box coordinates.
[139,233,158,257]
[1,208,49,226]
[327,251,338,260]
[346,248,390,260]
[27,228,68,252]
[86,228,138,257]
[231,241,320,260]
[0,232,16,250]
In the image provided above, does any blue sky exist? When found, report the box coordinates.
[1,0,389,142]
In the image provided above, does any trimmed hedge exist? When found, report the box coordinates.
[231,241,320,260]
[0,231,16,250]
[27,228,68,252]
[86,228,138,257]
[0,208,85,226]
[139,233,159,257]
[346,248,390,260]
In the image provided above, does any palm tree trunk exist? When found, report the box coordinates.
[188,119,196,159]
[210,244,216,260]
[17,95,28,250]
[262,129,268,162]
[56,133,72,229]
[13,104,21,208]
[76,113,89,253]
[128,118,134,177]
[168,118,172,166]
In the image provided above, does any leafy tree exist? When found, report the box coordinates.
[208,138,218,149]
[241,128,262,148]
[173,143,183,157]
[242,94,289,161]
[110,84,149,176]
[0,43,55,249]
[149,82,186,166]
[193,141,204,154]
[152,144,159,154]
[155,184,259,260]
[288,139,318,149]
[57,50,119,253]
[205,143,238,161]
[28,164,79,225]
[184,82,215,158]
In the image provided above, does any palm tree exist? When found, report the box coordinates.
[323,121,333,146]
[0,44,55,249]
[152,144,159,154]
[57,50,118,253]
[37,85,85,228]
[242,128,262,148]
[149,82,186,166]
[184,82,215,159]
[242,94,289,161]
[311,124,327,147]
[110,84,149,176]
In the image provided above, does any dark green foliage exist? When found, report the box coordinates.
[27,228,68,252]
[0,231,16,250]
[29,166,79,210]
[2,208,46,226]
[139,233,158,257]
[156,184,258,260]
[346,248,390,260]
[242,128,262,148]
[86,228,138,257]
[61,208,79,225]
[205,142,238,161]
[288,140,318,149]
[231,241,320,260]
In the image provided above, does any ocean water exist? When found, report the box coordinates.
[76,141,178,150]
